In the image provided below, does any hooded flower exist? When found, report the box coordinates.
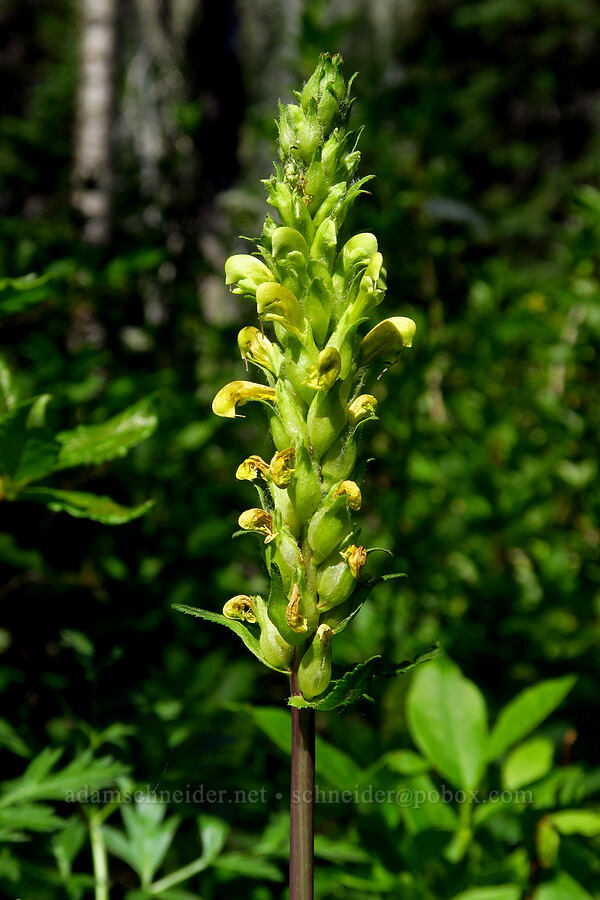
[212,381,276,419]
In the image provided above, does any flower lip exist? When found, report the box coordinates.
[212,381,276,419]
[223,594,257,624]
[238,508,278,544]
[341,544,368,578]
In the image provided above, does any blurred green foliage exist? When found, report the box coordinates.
[0,0,599,897]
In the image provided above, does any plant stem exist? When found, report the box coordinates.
[89,811,109,900]
[290,661,315,900]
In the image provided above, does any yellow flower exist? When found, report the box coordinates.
[238,508,278,544]
[236,455,269,481]
[347,393,378,426]
[304,347,341,390]
[334,480,362,510]
[286,583,308,633]
[360,316,416,365]
[255,282,306,338]
[269,448,296,488]
[212,381,276,419]
[341,544,367,578]
[237,326,279,374]
[225,255,272,295]
[223,595,257,624]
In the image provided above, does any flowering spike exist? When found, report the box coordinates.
[207,54,417,700]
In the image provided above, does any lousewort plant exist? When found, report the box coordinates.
[176,53,428,899]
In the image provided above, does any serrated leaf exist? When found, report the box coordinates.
[0,803,64,833]
[0,718,30,757]
[51,815,87,879]
[407,655,488,791]
[288,647,439,710]
[105,798,181,887]
[54,396,158,471]
[487,675,576,761]
[21,488,154,524]
[173,605,289,673]
[0,749,129,807]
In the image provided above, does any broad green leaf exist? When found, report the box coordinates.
[536,816,560,868]
[399,773,458,834]
[0,718,30,757]
[549,809,600,836]
[406,655,487,790]
[54,396,158,471]
[288,647,439,710]
[487,675,576,761]
[22,488,154,524]
[502,737,554,790]
[532,873,594,900]
[173,605,288,673]
[450,887,521,900]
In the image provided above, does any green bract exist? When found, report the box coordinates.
[184,53,417,704]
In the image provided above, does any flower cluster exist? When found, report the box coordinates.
[212,53,415,700]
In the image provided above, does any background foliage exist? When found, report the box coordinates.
[1,0,599,897]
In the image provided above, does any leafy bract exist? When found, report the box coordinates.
[288,647,439,710]
[22,488,154,524]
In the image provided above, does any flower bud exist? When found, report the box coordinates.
[225,255,273,295]
[256,282,306,339]
[341,232,378,277]
[347,394,378,426]
[236,455,269,481]
[272,524,303,593]
[360,316,417,365]
[271,226,309,260]
[320,432,358,488]
[310,217,337,267]
[238,508,278,544]
[237,326,281,375]
[303,277,331,347]
[212,381,276,419]
[258,611,294,671]
[307,493,350,564]
[307,382,347,460]
[289,445,322,523]
[269,448,296,488]
[316,551,356,611]
[297,624,333,700]
[334,480,362,510]
[304,346,341,390]
[223,594,257,624]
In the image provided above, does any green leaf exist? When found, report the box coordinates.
[197,814,229,865]
[173,605,289,673]
[549,809,600,837]
[213,852,284,882]
[21,488,154,524]
[502,737,554,790]
[0,803,64,834]
[536,816,560,868]
[406,655,488,791]
[0,399,59,486]
[0,356,19,413]
[532,873,594,900]
[0,272,53,316]
[0,748,128,807]
[288,647,439,710]
[449,887,521,900]
[487,675,576,761]
[50,815,87,880]
[0,718,31,757]
[54,396,158,471]
[104,798,180,888]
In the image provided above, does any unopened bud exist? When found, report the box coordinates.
[297,624,333,700]
[212,381,276,419]
[223,595,257,624]
[307,493,351,564]
[304,346,341,390]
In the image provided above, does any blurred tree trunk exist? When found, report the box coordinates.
[72,0,117,246]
